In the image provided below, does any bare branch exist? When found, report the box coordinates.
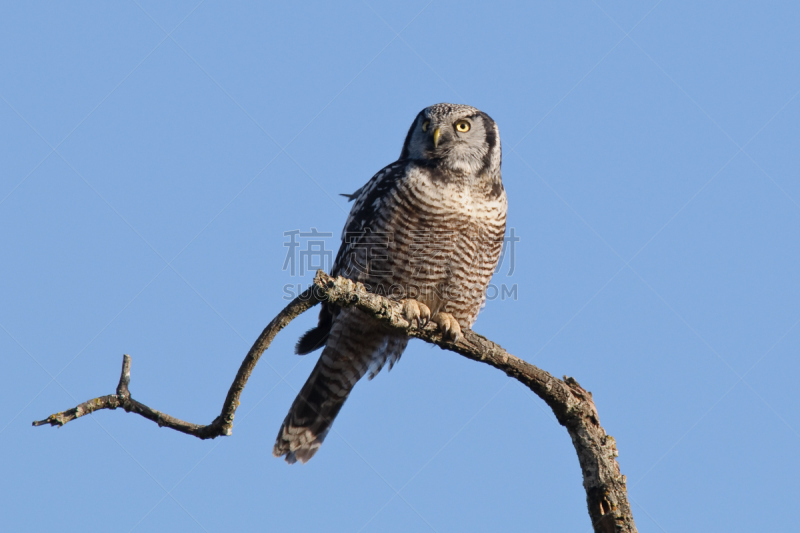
[33,271,636,532]
[33,285,322,439]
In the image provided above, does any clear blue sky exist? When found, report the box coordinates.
[2,1,799,531]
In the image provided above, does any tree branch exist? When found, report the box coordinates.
[33,271,636,532]
[32,285,322,438]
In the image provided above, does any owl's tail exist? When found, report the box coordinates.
[273,310,407,464]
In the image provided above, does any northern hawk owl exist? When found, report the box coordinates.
[274,103,508,463]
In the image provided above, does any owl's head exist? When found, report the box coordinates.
[400,103,501,177]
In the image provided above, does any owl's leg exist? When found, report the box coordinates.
[402,299,431,327]
[432,312,462,343]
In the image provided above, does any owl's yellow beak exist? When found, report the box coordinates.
[433,127,441,148]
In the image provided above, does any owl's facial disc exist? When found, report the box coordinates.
[401,104,500,177]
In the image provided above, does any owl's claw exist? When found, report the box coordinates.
[402,299,431,328]
[432,312,462,343]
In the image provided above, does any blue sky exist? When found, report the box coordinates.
[2,1,799,531]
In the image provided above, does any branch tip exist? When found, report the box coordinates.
[116,354,131,398]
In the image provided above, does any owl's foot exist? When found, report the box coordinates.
[432,312,462,343]
[402,299,431,328]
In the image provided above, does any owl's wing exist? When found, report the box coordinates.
[294,160,408,355]
[332,160,408,276]
[278,162,412,463]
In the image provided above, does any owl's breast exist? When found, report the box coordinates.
[380,166,506,323]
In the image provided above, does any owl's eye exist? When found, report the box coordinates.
[455,120,471,133]
[422,120,430,132]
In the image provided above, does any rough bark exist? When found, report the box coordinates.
[34,271,636,532]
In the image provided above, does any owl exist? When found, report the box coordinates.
[274,103,507,463]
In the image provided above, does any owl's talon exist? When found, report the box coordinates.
[402,299,431,328]
[432,312,462,343]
